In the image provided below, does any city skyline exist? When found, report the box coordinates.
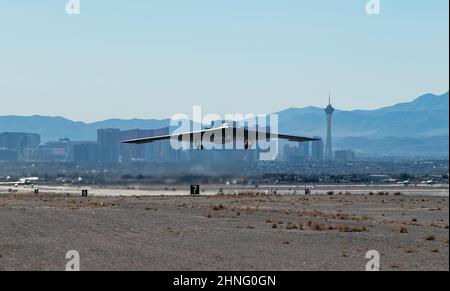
[1,91,448,159]
[0,1,448,122]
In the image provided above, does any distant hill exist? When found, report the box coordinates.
[276,92,448,156]
[0,92,448,156]
[277,92,449,138]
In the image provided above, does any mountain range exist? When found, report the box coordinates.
[277,92,449,156]
[1,92,448,157]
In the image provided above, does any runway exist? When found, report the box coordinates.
[0,183,448,197]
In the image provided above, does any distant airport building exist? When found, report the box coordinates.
[324,93,335,160]
[311,138,324,161]
[368,175,393,183]
[334,149,356,162]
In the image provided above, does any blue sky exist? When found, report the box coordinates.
[0,0,448,122]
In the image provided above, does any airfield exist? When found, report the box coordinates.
[0,184,448,271]
[1,183,448,197]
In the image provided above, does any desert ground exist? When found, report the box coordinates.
[0,185,448,271]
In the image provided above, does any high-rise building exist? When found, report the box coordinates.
[145,127,182,163]
[0,149,18,161]
[97,127,185,163]
[30,138,72,162]
[335,149,356,162]
[299,142,310,158]
[97,128,121,144]
[71,142,119,163]
[97,128,155,162]
[0,132,40,152]
[0,132,41,161]
[71,142,101,163]
[324,92,335,160]
[283,143,310,162]
[311,138,324,161]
